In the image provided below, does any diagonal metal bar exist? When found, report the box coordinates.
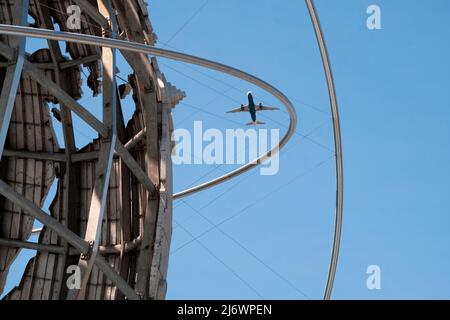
[0,0,29,158]
[124,127,146,150]
[22,59,108,135]
[0,179,140,300]
[115,141,156,192]
[60,54,101,70]
[3,149,67,161]
[0,179,87,254]
[70,0,119,300]
[70,128,147,163]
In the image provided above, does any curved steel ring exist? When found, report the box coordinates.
[305,0,344,300]
[0,24,298,200]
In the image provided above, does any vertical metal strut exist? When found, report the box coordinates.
[68,0,118,300]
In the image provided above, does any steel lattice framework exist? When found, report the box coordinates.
[0,0,342,300]
[0,0,185,300]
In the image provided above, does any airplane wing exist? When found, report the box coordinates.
[256,104,280,112]
[226,105,249,113]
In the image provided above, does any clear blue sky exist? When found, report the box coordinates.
[3,0,450,300]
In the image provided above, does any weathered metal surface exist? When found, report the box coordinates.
[0,0,184,300]
[149,59,184,300]
[29,0,102,95]
[0,48,62,296]
[0,0,29,158]
[68,0,118,300]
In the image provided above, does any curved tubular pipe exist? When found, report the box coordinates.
[305,0,344,300]
[0,24,298,200]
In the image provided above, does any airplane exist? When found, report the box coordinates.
[226,91,280,126]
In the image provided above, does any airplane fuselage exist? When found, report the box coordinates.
[228,91,276,125]
[247,92,257,122]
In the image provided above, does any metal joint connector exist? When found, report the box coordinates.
[81,240,94,260]
[7,47,19,65]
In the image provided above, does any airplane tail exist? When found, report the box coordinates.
[246,121,265,126]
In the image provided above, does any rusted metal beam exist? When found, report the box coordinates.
[0,237,142,256]
[3,149,67,162]
[71,151,101,163]
[60,54,101,70]
[27,62,55,69]
[0,238,66,254]
[0,0,29,158]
